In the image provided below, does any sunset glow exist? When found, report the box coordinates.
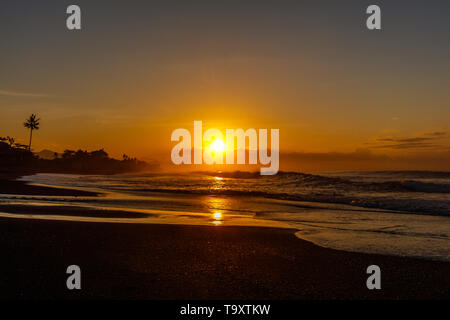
[1,1,449,303]
[0,1,449,173]
[209,139,226,154]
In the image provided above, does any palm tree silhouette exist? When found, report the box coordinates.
[23,114,40,150]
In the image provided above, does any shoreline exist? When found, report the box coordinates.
[0,175,100,197]
[1,174,449,299]
[0,217,449,299]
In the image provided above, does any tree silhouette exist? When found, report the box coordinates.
[23,114,40,150]
[6,136,15,147]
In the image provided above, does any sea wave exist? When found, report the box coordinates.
[18,171,450,216]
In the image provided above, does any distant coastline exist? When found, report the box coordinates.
[0,137,159,177]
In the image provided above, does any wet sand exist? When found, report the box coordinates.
[0,178,99,197]
[0,176,449,299]
[0,217,449,300]
[0,204,153,218]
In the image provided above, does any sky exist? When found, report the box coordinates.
[1,0,449,171]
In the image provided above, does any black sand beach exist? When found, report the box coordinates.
[0,218,449,300]
[0,178,99,197]
[0,176,449,300]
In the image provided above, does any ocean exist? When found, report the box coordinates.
[2,171,449,261]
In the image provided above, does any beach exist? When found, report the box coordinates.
[0,174,449,300]
[2,0,449,304]
[0,172,99,197]
[8,172,450,262]
[1,217,449,300]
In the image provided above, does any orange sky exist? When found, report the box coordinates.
[1,1,449,171]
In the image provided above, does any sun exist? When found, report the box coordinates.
[209,138,226,153]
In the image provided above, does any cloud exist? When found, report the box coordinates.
[367,131,447,150]
[424,131,447,137]
[0,89,50,98]
[280,148,450,171]
[283,149,388,162]
[280,149,391,171]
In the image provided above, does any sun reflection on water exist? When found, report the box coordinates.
[210,176,225,191]
[212,211,223,226]
[205,196,232,226]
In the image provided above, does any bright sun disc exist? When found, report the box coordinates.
[209,139,225,153]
